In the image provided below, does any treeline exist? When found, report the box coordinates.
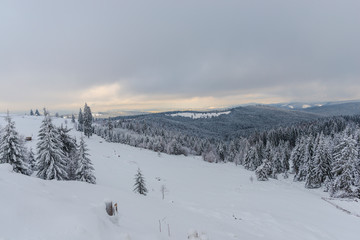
[94,118,216,156]
[94,115,360,198]
[0,110,95,184]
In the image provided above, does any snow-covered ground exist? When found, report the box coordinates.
[0,115,359,240]
[168,111,231,119]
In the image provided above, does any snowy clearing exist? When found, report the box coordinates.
[168,111,231,119]
[0,115,359,240]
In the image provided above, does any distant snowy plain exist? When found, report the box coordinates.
[0,115,359,240]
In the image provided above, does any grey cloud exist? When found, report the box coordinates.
[1,0,360,110]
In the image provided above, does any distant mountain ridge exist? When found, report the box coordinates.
[108,101,360,139]
[112,105,321,139]
[300,102,360,116]
[270,100,360,115]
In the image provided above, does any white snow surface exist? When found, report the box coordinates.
[0,115,360,240]
[302,104,312,109]
[168,111,231,119]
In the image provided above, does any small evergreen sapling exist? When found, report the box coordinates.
[134,168,148,195]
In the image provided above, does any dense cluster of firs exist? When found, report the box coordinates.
[0,110,96,184]
[76,103,94,138]
[238,116,360,198]
[95,115,360,198]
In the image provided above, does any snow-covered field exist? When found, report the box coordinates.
[0,115,359,240]
[168,111,231,119]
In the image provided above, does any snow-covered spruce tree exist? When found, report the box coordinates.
[27,147,36,172]
[75,136,96,184]
[35,109,40,116]
[244,145,259,171]
[134,168,148,195]
[0,114,28,174]
[30,109,34,116]
[289,138,305,175]
[226,140,237,162]
[295,136,314,182]
[306,134,333,188]
[331,134,359,198]
[202,149,218,163]
[36,111,68,180]
[217,142,226,162]
[83,103,93,138]
[255,159,272,181]
[78,108,84,132]
[271,148,282,178]
[279,141,290,172]
[58,125,78,180]
[71,114,76,123]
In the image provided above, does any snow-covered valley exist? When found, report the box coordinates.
[0,115,359,240]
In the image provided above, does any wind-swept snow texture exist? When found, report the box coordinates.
[0,115,359,240]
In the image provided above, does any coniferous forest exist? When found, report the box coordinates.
[94,115,360,199]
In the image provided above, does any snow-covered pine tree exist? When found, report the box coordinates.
[254,141,264,169]
[30,109,34,116]
[75,136,96,184]
[226,140,237,162]
[35,109,40,116]
[36,111,68,180]
[0,114,29,174]
[71,114,76,123]
[27,147,36,172]
[255,158,272,181]
[244,145,259,171]
[271,148,282,178]
[217,142,226,162]
[83,103,93,138]
[295,136,314,182]
[202,149,217,163]
[134,168,148,195]
[78,108,84,132]
[309,133,332,188]
[58,124,78,180]
[331,134,359,197]
[289,138,305,175]
[236,139,249,166]
[279,141,290,172]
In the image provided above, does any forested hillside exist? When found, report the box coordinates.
[95,112,360,199]
[107,105,321,139]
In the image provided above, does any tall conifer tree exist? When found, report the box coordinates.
[83,103,93,138]
[36,110,68,180]
[75,136,96,184]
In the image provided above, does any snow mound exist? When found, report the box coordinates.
[0,163,14,173]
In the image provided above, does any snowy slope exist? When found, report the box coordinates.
[0,115,359,240]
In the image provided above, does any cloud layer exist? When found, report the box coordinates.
[1,0,360,112]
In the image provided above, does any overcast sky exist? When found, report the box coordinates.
[1,0,360,112]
